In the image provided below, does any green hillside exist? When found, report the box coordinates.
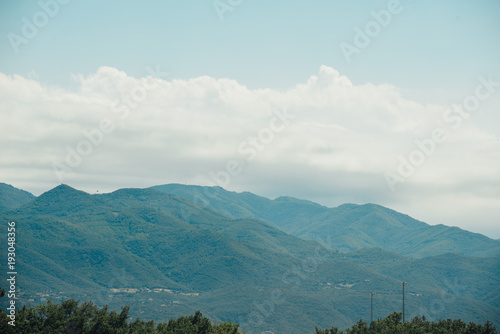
[0,182,36,212]
[152,184,500,258]
[0,184,498,333]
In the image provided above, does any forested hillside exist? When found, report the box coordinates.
[0,183,35,213]
[152,184,500,258]
[0,184,498,333]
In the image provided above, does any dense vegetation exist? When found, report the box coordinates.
[316,312,497,334]
[0,295,240,334]
[0,296,496,334]
[0,184,499,332]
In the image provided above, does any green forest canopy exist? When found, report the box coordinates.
[0,296,497,334]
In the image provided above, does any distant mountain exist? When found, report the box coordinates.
[152,184,500,258]
[1,183,498,332]
[0,182,36,212]
[294,203,500,258]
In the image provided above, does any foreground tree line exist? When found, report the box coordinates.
[315,312,497,334]
[0,298,240,334]
[0,296,497,333]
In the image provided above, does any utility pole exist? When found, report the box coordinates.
[370,292,375,323]
[402,282,407,323]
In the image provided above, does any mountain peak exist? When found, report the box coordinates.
[24,184,96,215]
[53,183,75,190]
[45,184,88,196]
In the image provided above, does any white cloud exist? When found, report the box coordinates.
[0,66,498,238]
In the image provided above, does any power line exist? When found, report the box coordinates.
[402,282,407,323]
[370,292,376,323]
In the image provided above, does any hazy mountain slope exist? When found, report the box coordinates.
[150,184,329,227]
[346,248,500,302]
[0,182,36,212]
[3,186,189,294]
[344,248,500,324]
[8,185,318,292]
[295,203,500,258]
[97,187,329,259]
[152,184,500,258]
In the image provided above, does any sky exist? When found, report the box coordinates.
[0,0,499,238]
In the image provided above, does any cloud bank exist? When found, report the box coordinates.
[0,66,498,237]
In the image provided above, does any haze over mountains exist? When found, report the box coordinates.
[0,182,499,333]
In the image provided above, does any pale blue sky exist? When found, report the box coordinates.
[1,0,499,101]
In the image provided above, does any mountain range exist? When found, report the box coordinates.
[151,184,500,258]
[0,182,498,333]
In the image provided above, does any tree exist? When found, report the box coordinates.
[315,312,497,334]
[212,321,240,334]
[315,326,343,334]
[0,296,245,333]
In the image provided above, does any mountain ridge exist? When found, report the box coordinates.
[151,184,500,258]
[0,182,36,212]
[2,182,498,258]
